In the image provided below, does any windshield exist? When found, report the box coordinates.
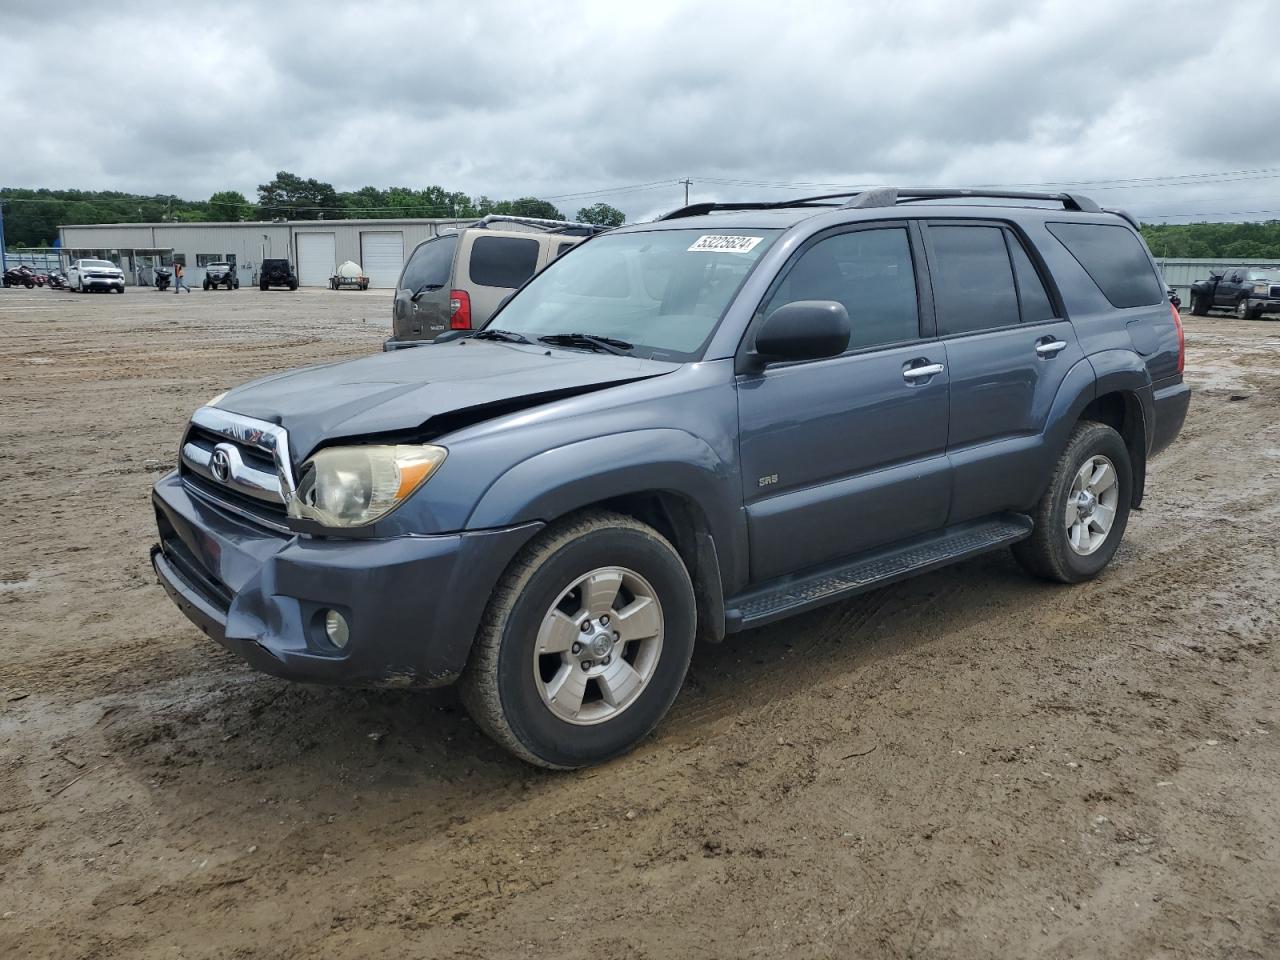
[485,228,780,360]
[84,260,116,269]
[1248,268,1278,281]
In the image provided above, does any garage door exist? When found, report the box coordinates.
[361,231,405,288]
[296,232,336,287]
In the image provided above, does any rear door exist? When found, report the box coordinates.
[392,235,458,342]
[736,222,952,582]
[922,220,1082,522]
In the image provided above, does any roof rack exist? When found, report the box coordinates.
[472,214,610,234]
[658,187,1103,220]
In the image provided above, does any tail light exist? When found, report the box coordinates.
[449,289,471,329]
[1171,301,1185,375]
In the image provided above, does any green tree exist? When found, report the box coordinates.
[486,197,565,221]
[575,202,625,227]
[208,190,252,221]
[256,171,340,220]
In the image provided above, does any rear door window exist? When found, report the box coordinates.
[928,225,1020,335]
[469,236,541,288]
[1008,237,1057,323]
[400,236,457,291]
[1046,222,1163,308]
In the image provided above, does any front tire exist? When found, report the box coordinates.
[1237,297,1255,320]
[1190,293,1208,316]
[460,510,696,769]
[1013,421,1133,583]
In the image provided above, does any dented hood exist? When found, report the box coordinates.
[217,339,679,462]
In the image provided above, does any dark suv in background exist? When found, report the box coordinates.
[259,259,298,291]
[151,187,1188,769]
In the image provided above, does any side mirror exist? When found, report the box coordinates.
[751,300,850,367]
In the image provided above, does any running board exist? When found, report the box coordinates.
[724,514,1033,632]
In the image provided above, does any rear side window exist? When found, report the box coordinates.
[556,241,577,259]
[1009,239,1057,323]
[1047,222,1162,308]
[400,236,456,291]
[929,225,1020,335]
[763,227,920,352]
[469,236,540,288]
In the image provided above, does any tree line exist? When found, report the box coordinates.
[6,174,1279,260]
[0,171,626,247]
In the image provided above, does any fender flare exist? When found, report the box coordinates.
[1036,353,1153,506]
[467,427,747,599]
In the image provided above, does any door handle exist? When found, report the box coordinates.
[1035,338,1068,358]
[902,362,945,382]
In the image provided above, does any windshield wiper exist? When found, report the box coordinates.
[472,328,532,344]
[537,332,634,356]
[410,283,444,301]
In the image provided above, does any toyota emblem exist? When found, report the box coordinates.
[210,445,233,483]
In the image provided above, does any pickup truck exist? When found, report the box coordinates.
[1189,265,1280,319]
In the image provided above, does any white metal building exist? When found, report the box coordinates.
[56,217,475,288]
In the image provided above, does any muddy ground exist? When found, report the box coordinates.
[1,286,1277,959]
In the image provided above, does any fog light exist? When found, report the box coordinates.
[323,609,350,649]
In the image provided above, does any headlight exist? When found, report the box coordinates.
[287,444,447,527]
[1254,282,1270,295]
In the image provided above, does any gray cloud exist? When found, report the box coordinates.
[4,0,1279,223]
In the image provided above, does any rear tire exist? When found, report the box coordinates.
[460,510,696,769]
[1013,421,1133,583]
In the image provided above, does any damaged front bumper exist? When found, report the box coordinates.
[150,471,540,687]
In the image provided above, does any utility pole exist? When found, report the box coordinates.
[681,178,692,206]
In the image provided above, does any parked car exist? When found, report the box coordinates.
[384,215,606,349]
[203,262,239,291]
[259,258,298,291]
[150,187,1189,769]
[1188,266,1280,319]
[2,264,38,288]
[68,259,126,294]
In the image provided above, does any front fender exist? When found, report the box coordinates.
[466,429,747,590]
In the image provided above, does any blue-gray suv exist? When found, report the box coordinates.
[151,187,1190,768]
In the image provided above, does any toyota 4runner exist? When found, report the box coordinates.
[151,187,1190,768]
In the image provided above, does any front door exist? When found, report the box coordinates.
[737,223,952,583]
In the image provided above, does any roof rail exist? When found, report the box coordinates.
[845,188,1101,213]
[658,187,1105,220]
[472,214,610,234]
[657,195,863,220]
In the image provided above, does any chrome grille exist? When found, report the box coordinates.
[1270,284,1280,299]
[179,406,296,530]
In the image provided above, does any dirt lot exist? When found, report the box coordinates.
[1,286,1278,959]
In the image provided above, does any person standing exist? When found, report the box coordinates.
[173,260,190,294]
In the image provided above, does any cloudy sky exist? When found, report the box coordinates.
[5,0,1279,223]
